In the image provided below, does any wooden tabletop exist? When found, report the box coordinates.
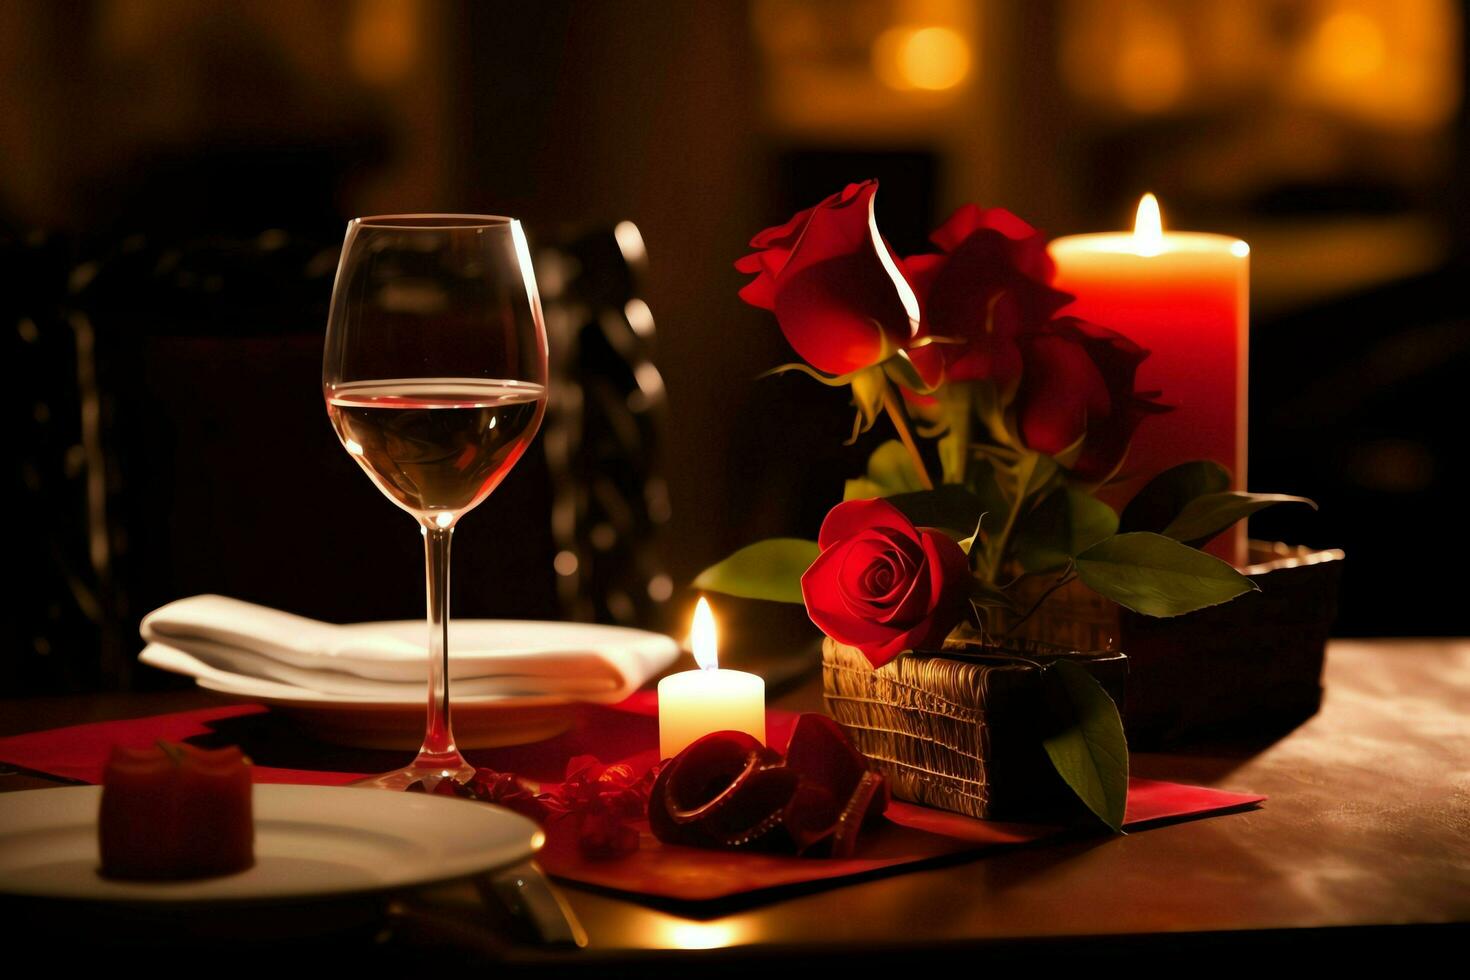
[3,638,1467,967]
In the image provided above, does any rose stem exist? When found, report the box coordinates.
[881,383,935,491]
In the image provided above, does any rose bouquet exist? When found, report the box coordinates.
[695,180,1313,828]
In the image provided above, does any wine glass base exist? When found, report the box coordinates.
[352,757,478,792]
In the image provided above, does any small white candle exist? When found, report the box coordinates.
[658,597,766,759]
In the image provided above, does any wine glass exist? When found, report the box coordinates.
[323,214,549,791]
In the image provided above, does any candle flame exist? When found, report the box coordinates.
[691,596,718,670]
[1134,193,1164,256]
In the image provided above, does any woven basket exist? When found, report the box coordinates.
[992,540,1344,746]
[821,637,1127,821]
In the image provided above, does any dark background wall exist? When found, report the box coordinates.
[4,0,1466,693]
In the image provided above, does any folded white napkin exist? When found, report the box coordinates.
[139,594,680,703]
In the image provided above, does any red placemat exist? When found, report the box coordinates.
[0,697,1264,904]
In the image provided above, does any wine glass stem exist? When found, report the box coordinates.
[418,522,464,769]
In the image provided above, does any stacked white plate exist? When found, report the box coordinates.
[140,596,681,749]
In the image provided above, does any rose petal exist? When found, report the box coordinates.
[872,556,931,626]
[828,771,889,858]
[648,731,798,849]
[835,533,900,603]
[929,203,1040,253]
[898,204,1073,393]
[738,181,921,376]
[749,183,862,250]
[919,529,973,621]
[816,498,916,550]
[835,531,925,620]
[1014,316,1165,480]
[783,714,869,802]
[802,544,900,648]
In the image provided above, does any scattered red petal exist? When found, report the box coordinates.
[648,717,887,858]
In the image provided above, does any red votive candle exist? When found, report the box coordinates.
[98,741,255,879]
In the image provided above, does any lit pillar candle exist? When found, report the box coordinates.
[1048,194,1249,565]
[657,597,766,759]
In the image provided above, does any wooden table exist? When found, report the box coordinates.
[3,639,1466,967]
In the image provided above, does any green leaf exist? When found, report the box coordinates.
[843,440,925,501]
[1041,660,1129,833]
[1075,532,1259,617]
[758,361,866,387]
[880,351,936,395]
[959,458,1012,579]
[1119,461,1230,534]
[692,538,820,604]
[969,577,1016,611]
[1162,492,1318,546]
[1047,429,1090,472]
[885,485,987,534]
[967,459,1009,525]
[1015,489,1120,573]
[936,384,971,485]
[1014,452,1060,502]
[849,366,887,432]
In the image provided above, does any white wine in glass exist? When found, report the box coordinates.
[323,216,549,791]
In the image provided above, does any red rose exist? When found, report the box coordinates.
[801,498,971,668]
[1014,317,1168,481]
[736,180,921,376]
[904,204,1073,389]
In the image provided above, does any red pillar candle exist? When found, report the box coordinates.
[1048,194,1249,566]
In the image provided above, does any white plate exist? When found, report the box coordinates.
[0,785,542,904]
[196,673,585,750]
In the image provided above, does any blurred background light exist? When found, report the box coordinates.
[872,24,971,92]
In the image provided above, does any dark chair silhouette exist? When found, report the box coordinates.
[7,222,670,696]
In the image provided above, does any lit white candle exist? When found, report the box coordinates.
[657,597,766,759]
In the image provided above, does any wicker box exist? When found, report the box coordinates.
[821,637,1127,822]
[994,541,1344,746]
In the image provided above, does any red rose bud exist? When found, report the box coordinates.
[648,718,888,858]
[903,204,1073,390]
[735,180,921,376]
[800,498,971,668]
[782,714,889,856]
[1015,317,1170,482]
[649,731,796,849]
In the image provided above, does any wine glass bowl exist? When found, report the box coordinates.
[323,215,549,790]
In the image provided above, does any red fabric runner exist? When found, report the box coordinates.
[0,697,1264,904]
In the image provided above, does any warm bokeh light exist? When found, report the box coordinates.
[691,596,718,670]
[624,298,655,340]
[872,25,971,92]
[1134,193,1164,256]
[1113,9,1187,113]
[1310,9,1386,83]
[1060,0,1460,129]
[613,219,647,265]
[349,0,421,85]
[1293,0,1459,129]
[748,0,979,132]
